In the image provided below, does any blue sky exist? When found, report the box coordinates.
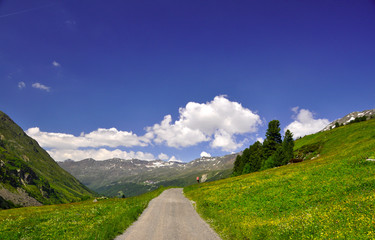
[1,0,375,162]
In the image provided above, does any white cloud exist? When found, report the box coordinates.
[291,106,299,113]
[32,82,51,92]
[256,137,264,143]
[26,95,262,161]
[284,107,330,138]
[147,115,208,148]
[26,127,151,150]
[18,81,26,89]
[52,61,61,67]
[210,129,243,151]
[48,148,155,162]
[200,151,211,158]
[158,153,169,160]
[168,156,182,163]
[147,95,262,152]
[84,128,151,148]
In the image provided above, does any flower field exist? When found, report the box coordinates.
[0,187,167,239]
[184,119,375,239]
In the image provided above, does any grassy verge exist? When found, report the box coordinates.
[184,119,375,239]
[0,186,168,239]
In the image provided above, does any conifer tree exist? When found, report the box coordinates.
[243,141,263,174]
[232,120,293,175]
[262,146,284,169]
[262,120,282,162]
[282,129,294,165]
[232,155,242,176]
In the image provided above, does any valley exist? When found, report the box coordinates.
[0,110,375,239]
[58,154,236,197]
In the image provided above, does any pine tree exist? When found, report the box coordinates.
[262,129,295,169]
[262,120,282,163]
[235,148,250,175]
[232,120,293,174]
[243,141,263,174]
[232,155,242,176]
[262,146,284,169]
[282,129,294,165]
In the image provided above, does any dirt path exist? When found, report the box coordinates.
[114,188,221,240]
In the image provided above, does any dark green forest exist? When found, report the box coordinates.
[232,120,294,176]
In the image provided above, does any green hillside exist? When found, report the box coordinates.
[0,111,96,208]
[0,187,167,239]
[184,118,375,239]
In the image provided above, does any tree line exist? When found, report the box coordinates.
[232,120,294,176]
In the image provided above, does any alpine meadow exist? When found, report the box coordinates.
[1,1,375,239]
[184,118,375,239]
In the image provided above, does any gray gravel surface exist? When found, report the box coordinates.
[114,188,221,240]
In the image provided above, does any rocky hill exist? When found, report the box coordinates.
[59,153,237,197]
[322,109,375,131]
[0,111,96,209]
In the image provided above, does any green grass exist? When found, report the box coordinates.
[0,187,168,239]
[0,111,96,206]
[184,119,375,239]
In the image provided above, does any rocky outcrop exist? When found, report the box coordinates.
[0,185,42,207]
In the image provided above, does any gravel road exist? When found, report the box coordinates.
[114,188,221,240]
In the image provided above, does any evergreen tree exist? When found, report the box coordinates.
[262,120,282,164]
[235,148,250,175]
[243,141,263,174]
[262,146,284,169]
[232,120,293,175]
[232,155,242,176]
[262,129,295,169]
[282,129,294,165]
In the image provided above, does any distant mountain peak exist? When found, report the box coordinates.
[58,153,239,198]
[322,109,375,131]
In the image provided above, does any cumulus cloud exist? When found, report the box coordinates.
[168,156,183,163]
[146,95,262,152]
[148,115,208,148]
[210,129,243,151]
[52,61,61,67]
[47,148,155,161]
[32,82,51,92]
[158,153,169,160]
[26,127,151,149]
[26,127,155,161]
[284,107,330,138]
[200,151,211,158]
[26,95,262,160]
[18,81,26,89]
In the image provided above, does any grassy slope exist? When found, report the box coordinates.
[184,119,375,239]
[0,111,96,205]
[0,187,167,239]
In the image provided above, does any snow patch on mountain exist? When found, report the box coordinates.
[322,109,375,131]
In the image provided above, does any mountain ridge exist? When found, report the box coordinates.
[58,153,237,197]
[322,108,375,131]
[0,111,96,209]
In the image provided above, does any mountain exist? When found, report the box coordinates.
[58,154,237,197]
[322,108,375,131]
[0,111,96,209]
